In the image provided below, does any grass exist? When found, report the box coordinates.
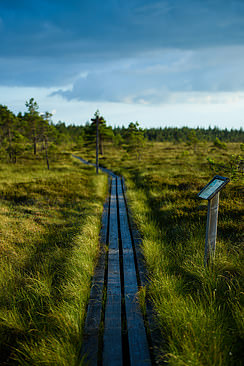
[81,140,243,366]
[0,153,108,365]
[1,141,243,365]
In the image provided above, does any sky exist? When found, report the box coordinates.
[0,0,244,129]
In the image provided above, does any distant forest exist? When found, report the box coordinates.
[145,126,244,142]
[0,100,243,164]
[55,123,244,145]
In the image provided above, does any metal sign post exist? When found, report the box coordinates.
[198,175,230,267]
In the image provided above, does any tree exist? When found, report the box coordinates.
[187,129,199,152]
[39,112,54,170]
[89,110,114,155]
[125,122,145,160]
[25,98,39,155]
[55,121,73,145]
[0,105,21,163]
[113,132,124,147]
[97,116,114,155]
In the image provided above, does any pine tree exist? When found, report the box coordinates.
[89,110,114,155]
[25,98,39,155]
[125,122,145,160]
[0,105,22,163]
[39,112,55,169]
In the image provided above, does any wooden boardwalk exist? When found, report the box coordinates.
[75,157,152,366]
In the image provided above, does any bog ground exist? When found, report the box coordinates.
[0,140,243,365]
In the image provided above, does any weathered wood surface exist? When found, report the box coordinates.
[204,192,219,267]
[103,178,123,366]
[117,179,151,365]
[121,177,146,286]
[80,188,109,365]
[121,178,165,365]
[74,156,152,365]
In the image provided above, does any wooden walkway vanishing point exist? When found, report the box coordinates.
[74,157,153,366]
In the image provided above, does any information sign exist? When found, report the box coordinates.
[197,175,230,267]
[198,175,230,200]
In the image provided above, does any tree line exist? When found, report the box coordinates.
[0,100,146,166]
[1,99,243,166]
[114,126,244,143]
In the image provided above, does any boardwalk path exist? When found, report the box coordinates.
[74,157,152,366]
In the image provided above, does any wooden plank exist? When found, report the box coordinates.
[80,183,110,365]
[103,178,123,366]
[74,156,154,364]
[72,155,116,177]
[117,180,151,365]
[121,178,164,365]
[120,178,146,285]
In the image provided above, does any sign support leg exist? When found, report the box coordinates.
[204,192,219,267]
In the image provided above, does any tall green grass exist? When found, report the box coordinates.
[0,154,107,365]
[89,141,243,365]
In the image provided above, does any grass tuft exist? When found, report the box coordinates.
[0,153,107,365]
[93,141,243,366]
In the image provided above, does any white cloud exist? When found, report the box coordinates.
[168,91,244,104]
[1,85,244,129]
[50,46,244,105]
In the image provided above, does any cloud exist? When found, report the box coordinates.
[1,0,244,59]
[50,46,244,104]
[1,0,244,100]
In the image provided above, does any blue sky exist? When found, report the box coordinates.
[0,0,244,128]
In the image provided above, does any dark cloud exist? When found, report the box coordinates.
[1,0,244,58]
[0,0,244,90]
[50,47,244,104]
[0,56,82,87]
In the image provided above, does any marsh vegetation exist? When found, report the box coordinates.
[0,101,243,365]
[0,153,107,365]
[93,140,243,366]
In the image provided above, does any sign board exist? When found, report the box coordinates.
[198,175,230,200]
[197,175,230,267]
